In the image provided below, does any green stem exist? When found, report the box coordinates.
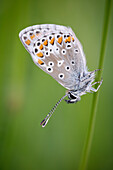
[79,1,112,170]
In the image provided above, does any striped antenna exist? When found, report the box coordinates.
[40,94,68,127]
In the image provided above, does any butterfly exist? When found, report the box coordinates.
[19,24,102,127]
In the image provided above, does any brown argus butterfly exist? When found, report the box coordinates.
[19,24,102,127]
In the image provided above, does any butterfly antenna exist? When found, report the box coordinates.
[40,94,68,127]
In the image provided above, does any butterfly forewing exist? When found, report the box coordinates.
[19,24,87,90]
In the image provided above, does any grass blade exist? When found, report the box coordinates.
[79,0,112,170]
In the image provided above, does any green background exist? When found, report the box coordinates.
[0,0,113,170]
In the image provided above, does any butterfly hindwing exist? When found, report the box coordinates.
[19,24,87,90]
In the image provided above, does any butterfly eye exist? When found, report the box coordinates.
[46,67,53,73]
[48,61,54,66]
[68,92,77,100]
[58,73,64,79]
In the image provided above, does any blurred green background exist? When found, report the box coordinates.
[0,0,113,170]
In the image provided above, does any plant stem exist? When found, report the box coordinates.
[79,1,112,170]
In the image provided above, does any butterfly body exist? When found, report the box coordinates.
[19,24,102,127]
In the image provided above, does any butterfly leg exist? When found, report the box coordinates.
[81,69,101,82]
[90,78,103,92]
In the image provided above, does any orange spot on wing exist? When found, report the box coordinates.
[30,34,35,39]
[43,40,48,46]
[65,36,71,43]
[50,37,55,45]
[57,37,62,44]
[38,59,44,65]
[37,52,43,58]
[25,39,31,45]
[72,37,74,41]
[39,44,43,50]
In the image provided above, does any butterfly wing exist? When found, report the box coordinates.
[19,24,87,90]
